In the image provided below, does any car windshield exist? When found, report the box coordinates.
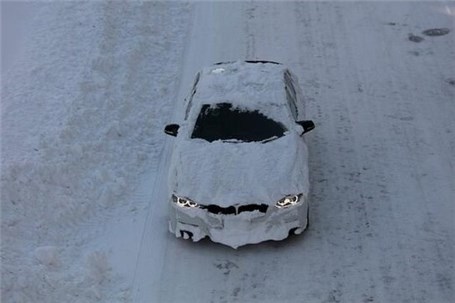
[191,103,286,143]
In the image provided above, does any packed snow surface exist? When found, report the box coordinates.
[1,2,190,302]
[2,1,454,303]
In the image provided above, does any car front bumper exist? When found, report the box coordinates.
[168,198,309,249]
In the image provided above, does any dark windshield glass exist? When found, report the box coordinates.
[191,103,286,142]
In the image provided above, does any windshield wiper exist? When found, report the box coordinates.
[260,136,279,143]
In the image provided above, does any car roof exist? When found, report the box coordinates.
[192,61,289,108]
[213,60,282,65]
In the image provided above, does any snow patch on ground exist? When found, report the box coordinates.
[1,2,190,302]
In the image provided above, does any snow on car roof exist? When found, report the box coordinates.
[193,61,288,108]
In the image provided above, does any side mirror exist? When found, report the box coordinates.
[164,124,180,137]
[297,120,315,134]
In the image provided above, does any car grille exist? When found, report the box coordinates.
[201,204,268,215]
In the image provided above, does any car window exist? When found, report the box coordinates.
[185,72,200,120]
[191,103,287,143]
[284,70,298,119]
[285,88,298,119]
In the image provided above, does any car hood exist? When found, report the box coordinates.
[168,133,309,207]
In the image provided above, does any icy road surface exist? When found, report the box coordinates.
[1,1,454,303]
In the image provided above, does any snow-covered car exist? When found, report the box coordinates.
[164,60,315,248]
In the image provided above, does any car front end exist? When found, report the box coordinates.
[168,193,309,249]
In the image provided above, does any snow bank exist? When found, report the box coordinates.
[1,2,190,302]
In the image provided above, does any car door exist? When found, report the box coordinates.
[284,69,306,121]
[284,70,299,121]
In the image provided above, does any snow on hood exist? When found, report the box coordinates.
[168,132,309,207]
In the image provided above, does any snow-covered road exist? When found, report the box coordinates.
[130,2,454,302]
[2,1,454,303]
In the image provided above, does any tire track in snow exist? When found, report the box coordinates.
[294,2,454,302]
[292,3,379,301]
[155,3,318,303]
[131,143,173,301]
[130,3,198,301]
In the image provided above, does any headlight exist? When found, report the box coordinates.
[172,194,199,208]
[275,194,303,209]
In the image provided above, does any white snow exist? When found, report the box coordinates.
[188,61,300,127]
[167,107,311,248]
[1,2,190,302]
[34,246,60,268]
[1,1,454,303]
[196,62,286,106]
[1,1,40,75]
[169,132,309,206]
